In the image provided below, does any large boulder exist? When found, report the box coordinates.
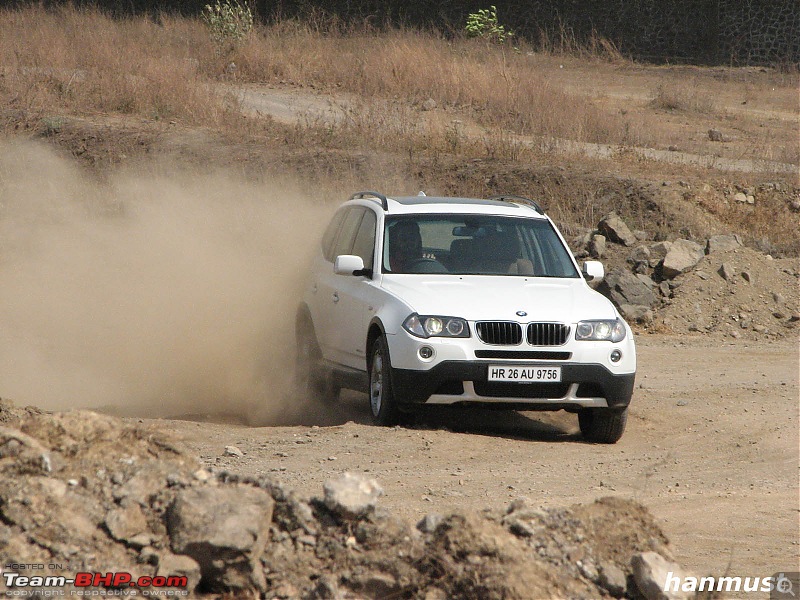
[167,485,274,592]
[598,269,658,309]
[598,212,638,247]
[706,234,742,254]
[631,551,694,600]
[661,239,704,279]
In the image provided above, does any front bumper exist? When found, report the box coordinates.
[391,361,635,410]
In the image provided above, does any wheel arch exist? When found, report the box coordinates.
[296,302,315,336]
[366,317,386,371]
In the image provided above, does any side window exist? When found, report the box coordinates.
[321,208,348,262]
[351,209,377,269]
[331,208,365,259]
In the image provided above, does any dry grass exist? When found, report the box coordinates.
[0,5,642,150]
[649,83,717,114]
[0,5,222,126]
[234,25,639,145]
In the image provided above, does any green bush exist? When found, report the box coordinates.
[465,6,514,45]
[203,0,253,49]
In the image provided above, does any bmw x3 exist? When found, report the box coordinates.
[296,192,636,443]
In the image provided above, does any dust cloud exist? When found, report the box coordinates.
[0,139,331,423]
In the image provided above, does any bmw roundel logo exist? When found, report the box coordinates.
[516,310,528,317]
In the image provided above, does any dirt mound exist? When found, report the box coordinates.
[0,404,688,598]
[657,247,799,339]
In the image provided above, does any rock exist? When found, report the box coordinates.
[598,562,627,598]
[598,212,637,246]
[718,263,736,281]
[708,129,724,142]
[741,271,753,284]
[631,551,693,600]
[589,234,606,258]
[706,234,742,254]
[323,472,383,519]
[773,292,785,304]
[312,574,343,599]
[789,312,800,322]
[353,572,401,598]
[629,245,651,263]
[658,282,671,297]
[790,199,800,212]
[0,426,52,475]
[127,533,152,548]
[224,445,244,457]
[424,589,449,600]
[733,192,748,203]
[104,504,149,544]
[773,311,786,319]
[634,230,650,241]
[619,304,654,324]
[746,195,755,205]
[661,239,705,279]
[113,464,175,506]
[648,241,672,261]
[417,513,444,533]
[598,269,658,308]
[635,273,656,288]
[157,553,202,593]
[421,98,437,111]
[167,485,274,592]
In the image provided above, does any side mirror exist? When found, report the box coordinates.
[582,260,604,283]
[334,254,367,276]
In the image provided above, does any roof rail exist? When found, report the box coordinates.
[350,191,389,211]
[489,195,545,215]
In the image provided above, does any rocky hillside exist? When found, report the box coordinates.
[572,212,800,341]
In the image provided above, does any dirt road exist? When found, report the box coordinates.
[145,334,799,596]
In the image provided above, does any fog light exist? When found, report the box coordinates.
[610,349,622,363]
[419,346,434,360]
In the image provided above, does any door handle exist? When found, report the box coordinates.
[332,292,339,303]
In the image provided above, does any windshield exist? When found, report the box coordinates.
[382,214,579,277]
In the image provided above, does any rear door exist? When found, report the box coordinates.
[333,208,380,370]
[315,207,365,362]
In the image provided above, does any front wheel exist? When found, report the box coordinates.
[368,336,402,426]
[578,407,628,444]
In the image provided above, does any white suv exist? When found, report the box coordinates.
[296,192,636,443]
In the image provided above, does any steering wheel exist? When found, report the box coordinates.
[408,257,448,273]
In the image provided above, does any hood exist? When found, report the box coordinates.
[380,275,617,323]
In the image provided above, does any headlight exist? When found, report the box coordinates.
[403,314,470,339]
[575,319,626,342]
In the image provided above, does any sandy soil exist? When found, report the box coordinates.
[142,334,800,597]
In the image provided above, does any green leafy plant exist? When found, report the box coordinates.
[202,0,253,49]
[466,6,514,44]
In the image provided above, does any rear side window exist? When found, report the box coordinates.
[351,209,377,269]
[331,208,365,259]
[321,208,348,262]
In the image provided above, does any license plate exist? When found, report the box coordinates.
[487,365,562,383]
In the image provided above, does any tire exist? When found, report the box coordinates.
[578,407,628,444]
[295,319,339,403]
[368,336,403,426]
